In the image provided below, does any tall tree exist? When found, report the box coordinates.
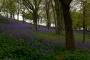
[22,0,42,31]
[45,0,51,29]
[59,0,75,49]
[54,0,64,34]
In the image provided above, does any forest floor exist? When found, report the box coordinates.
[0,16,90,60]
[0,23,90,50]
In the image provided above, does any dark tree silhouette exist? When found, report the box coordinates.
[59,0,75,49]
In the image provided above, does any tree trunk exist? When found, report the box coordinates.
[46,12,51,29]
[51,0,57,33]
[54,0,63,34]
[17,10,19,20]
[23,15,25,23]
[12,13,14,19]
[6,12,8,18]
[22,9,25,23]
[62,5,75,49]
[33,10,38,31]
[45,0,51,29]
[82,1,86,43]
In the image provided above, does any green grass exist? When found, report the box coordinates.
[74,32,90,41]
[34,32,90,42]
[0,19,10,23]
[0,32,90,60]
[34,32,65,41]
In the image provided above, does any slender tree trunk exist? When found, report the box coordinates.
[45,0,51,29]
[6,11,8,18]
[46,12,51,29]
[54,0,63,34]
[17,10,19,20]
[51,0,57,32]
[17,1,20,21]
[33,10,38,31]
[22,9,25,23]
[82,1,86,43]
[12,13,14,19]
[10,13,12,18]
[23,15,25,23]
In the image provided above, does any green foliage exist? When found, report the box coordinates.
[71,3,90,30]
[63,50,90,60]
[7,0,16,13]
[23,12,33,20]
[0,32,90,60]
[0,33,29,58]
[0,33,56,60]
[71,11,82,29]
[85,3,90,29]
[0,0,17,13]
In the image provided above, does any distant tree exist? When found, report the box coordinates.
[85,3,90,29]
[45,0,51,29]
[7,0,16,19]
[0,0,17,18]
[22,0,42,31]
[16,0,21,20]
[54,0,64,34]
[71,11,82,29]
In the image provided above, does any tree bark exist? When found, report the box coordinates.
[45,0,51,29]
[54,0,63,34]
[62,4,75,49]
[33,9,38,31]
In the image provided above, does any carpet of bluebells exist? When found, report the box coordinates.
[0,16,90,60]
[0,33,90,60]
